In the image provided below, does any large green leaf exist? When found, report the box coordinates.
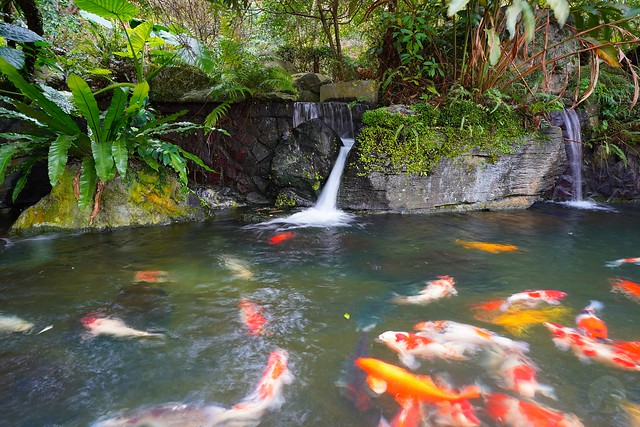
[126,20,153,58]
[0,58,80,135]
[111,137,128,177]
[0,23,45,42]
[0,142,20,182]
[101,86,128,143]
[90,135,115,182]
[78,157,97,211]
[506,0,535,42]
[75,0,139,22]
[125,81,149,115]
[447,0,471,17]
[68,74,103,144]
[48,134,74,185]
[485,28,502,66]
[0,47,25,69]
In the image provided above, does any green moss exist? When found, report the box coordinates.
[275,192,296,208]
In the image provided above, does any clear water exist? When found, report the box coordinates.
[2,202,640,426]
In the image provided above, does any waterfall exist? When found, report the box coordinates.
[560,109,583,201]
[258,102,360,228]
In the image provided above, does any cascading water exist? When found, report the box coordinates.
[560,109,583,201]
[258,102,361,228]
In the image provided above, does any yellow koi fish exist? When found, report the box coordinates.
[455,239,518,254]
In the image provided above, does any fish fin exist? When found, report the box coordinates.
[586,300,605,312]
[605,260,623,268]
[538,384,558,400]
[400,353,420,370]
[367,376,388,395]
[458,385,481,400]
[378,416,391,427]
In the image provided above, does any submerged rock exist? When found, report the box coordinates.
[10,162,207,235]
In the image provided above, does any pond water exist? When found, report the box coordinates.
[1,202,640,426]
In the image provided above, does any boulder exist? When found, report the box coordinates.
[270,118,342,205]
[339,127,566,212]
[292,73,332,102]
[149,66,215,103]
[320,80,378,104]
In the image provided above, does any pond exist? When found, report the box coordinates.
[1,202,640,426]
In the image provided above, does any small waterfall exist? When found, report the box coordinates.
[258,102,360,228]
[561,109,583,201]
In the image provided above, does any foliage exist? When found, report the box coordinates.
[0,59,214,222]
[0,22,48,70]
[356,88,527,175]
[274,192,296,208]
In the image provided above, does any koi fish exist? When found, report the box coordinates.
[484,349,556,400]
[485,393,584,426]
[414,320,529,354]
[428,375,481,427]
[93,349,293,427]
[605,257,640,268]
[478,306,571,337]
[454,239,518,254]
[471,299,505,313]
[377,331,475,369]
[268,231,295,245]
[379,398,425,427]
[82,314,164,339]
[544,322,640,371]
[611,340,640,359]
[239,299,269,336]
[221,255,254,280]
[354,357,480,404]
[575,300,608,341]
[134,270,172,283]
[0,314,34,333]
[500,289,567,311]
[337,332,377,415]
[393,276,457,305]
[611,278,640,302]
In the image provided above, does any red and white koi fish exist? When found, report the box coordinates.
[611,278,640,302]
[606,257,640,268]
[378,398,425,427]
[393,276,457,305]
[93,349,293,427]
[428,375,481,427]
[0,314,34,333]
[414,320,529,354]
[82,314,164,339]
[134,270,172,283]
[377,331,475,369]
[544,322,640,371]
[239,299,269,336]
[355,357,481,404]
[268,231,295,245]
[484,349,556,400]
[500,289,567,311]
[485,393,584,426]
[575,300,608,341]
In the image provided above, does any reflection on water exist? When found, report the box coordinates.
[1,202,640,426]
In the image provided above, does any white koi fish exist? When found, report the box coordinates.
[606,257,640,268]
[0,314,34,333]
[221,255,254,280]
[414,320,529,354]
[499,289,567,311]
[93,349,293,427]
[82,314,164,339]
[393,276,457,305]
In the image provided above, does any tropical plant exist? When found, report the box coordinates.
[0,58,215,223]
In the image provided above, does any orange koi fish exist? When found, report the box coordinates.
[454,239,518,254]
[544,322,640,371]
[485,393,584,426]
[393,275,457,305]
[268,231,295,245]
[377,331,473,369]
[500,290,567,311]
[611,278,640,302]
[134,270,171,283]
[575,300,608,341]
[606,257,640,268]
[239,299,269,336]
[93,349,293,427]
[355,357,480,404]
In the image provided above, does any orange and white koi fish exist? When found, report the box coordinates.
[93,349,293,427]
[544,322,640,371]
[428,375,481,427]
[378,398,425,427]
[484,349,556,400]
[611,278,640,302]
[239,299,269,336]
[485,393,584,427]
[454,239,518,254]
[134,270,172,283]
[0,314,34,333]
[355,357,481,404]
[606,257,640,268]
[377,331,474,369]
[82,314,164,339]
[575,300,608,341]
[414,320,529,354]
[500,289,567,311]
[268,231,295,245]
[393,276,457,305]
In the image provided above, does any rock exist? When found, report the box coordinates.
[292,73,333,102]
[270,118,342,205]
[10,162,207,235]
[320,80,378,104]
[339,127,567,212]
[149,66,215,103]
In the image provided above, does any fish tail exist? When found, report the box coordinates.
[457,385,481,400]
[606,259,624,268]
[586,300,604,313]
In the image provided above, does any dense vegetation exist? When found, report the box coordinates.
[0,0,639,208]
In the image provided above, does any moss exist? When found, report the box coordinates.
[275,192,296,208]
